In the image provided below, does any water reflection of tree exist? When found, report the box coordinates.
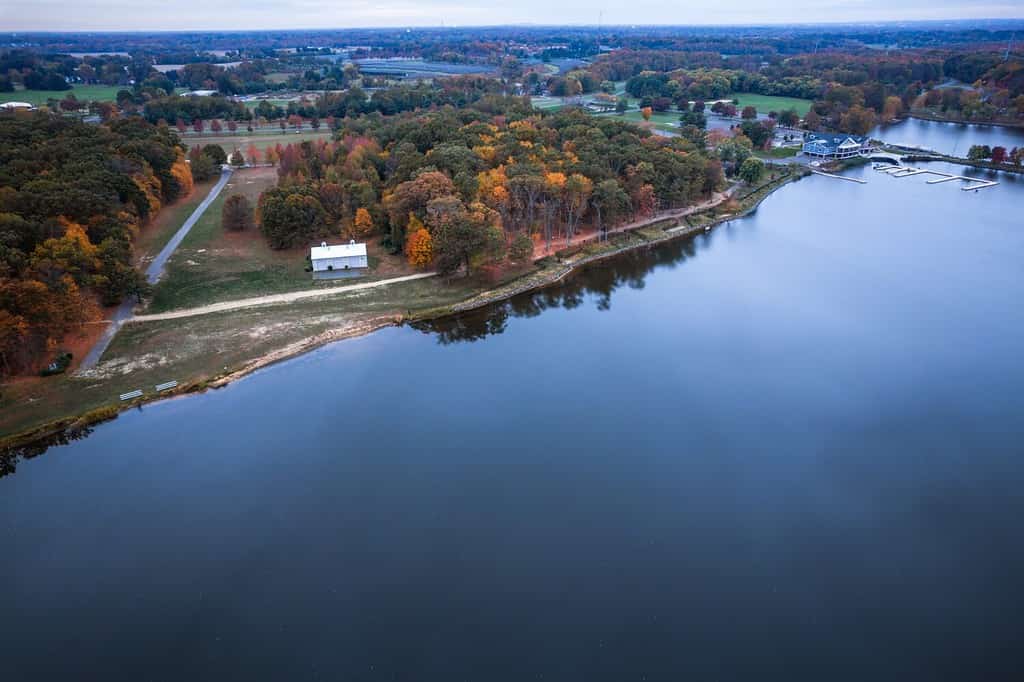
[0,426,94,478]
[415,234,700,345]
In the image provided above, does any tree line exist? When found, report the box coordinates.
[255,100,723,276]
[0,113,192,377]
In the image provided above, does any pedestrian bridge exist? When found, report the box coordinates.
[862,151,903,164]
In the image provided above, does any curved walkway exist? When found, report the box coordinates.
[80,168,234,369]
[130,272,438,323]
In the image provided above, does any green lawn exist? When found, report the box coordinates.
[727,93,813,117]
[755,146,800,159]
[134,179,218,264]
[177,128,333,154]
[1,84,127,106]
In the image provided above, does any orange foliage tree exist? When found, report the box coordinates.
[405,227,434,269]
[353,207,374,237]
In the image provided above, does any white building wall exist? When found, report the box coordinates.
[312,255,368,272]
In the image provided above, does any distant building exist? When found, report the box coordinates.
[310,240,368,274]
[802,133,876,159]
[0,101,35,111]
[183,89,219,97]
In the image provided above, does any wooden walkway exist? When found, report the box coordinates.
[810,169,867,184]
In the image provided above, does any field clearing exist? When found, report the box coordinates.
[598,109,682,132]
[134,179,218,265]
[531,95,567,110]
[1,84,125,105]
[728,93,813,116]
[177,128,333,153]
[146,167,419,313]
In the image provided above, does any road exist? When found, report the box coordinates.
[130,272,438,323]
[80,167,234,369]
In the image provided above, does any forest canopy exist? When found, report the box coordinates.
[0,113,192,376]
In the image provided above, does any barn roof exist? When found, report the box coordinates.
[310,242,367,260]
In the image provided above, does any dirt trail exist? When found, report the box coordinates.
[131,272,437,323]
[531,191,729,259]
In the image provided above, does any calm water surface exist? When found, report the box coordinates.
[3,163,1024,681]
[874,117,1024,155]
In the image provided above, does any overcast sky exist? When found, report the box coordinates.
[1,1,1021,32]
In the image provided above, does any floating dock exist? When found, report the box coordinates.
[873,164,999,191]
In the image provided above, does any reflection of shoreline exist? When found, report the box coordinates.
[0,172,803,466]
[904,112,1024,131]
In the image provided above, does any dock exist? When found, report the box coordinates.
[810,169,868,184]
[873,164,999,191]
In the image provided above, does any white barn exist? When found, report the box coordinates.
[310,241,368,273]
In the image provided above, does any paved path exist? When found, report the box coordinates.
[80,168,234,369]
[130,272,438,323]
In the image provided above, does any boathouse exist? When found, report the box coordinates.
[802,133,875,159]
[310,241,368,273]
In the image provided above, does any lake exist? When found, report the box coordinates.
[3,162,1024,680]
[873,117,1024,155]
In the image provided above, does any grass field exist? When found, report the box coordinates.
[1,84,126,105]
[133,179,218,265]
[177,129,333,154]
[728,93,813,117]
[146,167,415,313]
[755,146,800,159]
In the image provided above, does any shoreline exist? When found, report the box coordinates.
[0,170,805,456]
[904,111,1024,131]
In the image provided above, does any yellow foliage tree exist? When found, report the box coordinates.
[353,207,374,237]
[406,227,433,269]
[641,106,653,121]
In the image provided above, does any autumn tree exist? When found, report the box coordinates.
[641,106,653,121]
[384,171,457,250]
[741,105,757,119]
[353,207,375,237]
[222,194,254,231]
[738,157,765,184]
[405,226,434,269]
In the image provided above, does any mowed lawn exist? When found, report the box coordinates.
[177,128,334,156]
[728,93,813,117]
[1,84,126,105]
[146,166,409,313]
[134,178,218,264]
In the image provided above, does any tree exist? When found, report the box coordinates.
[210,119,223,133]
[259,187,328,249]
[590,179,629,238]
[227,119,238,133]
[778,109,800,127]
[354,207,375,237]
[803,109,821,130]
[189,152,215,181]
[202,144,227,165]
[230,149,245,166]
[222,194,253,231]
[741,105,757,119]
[509,232,534,262]
[738,157,765,184]
[991,146,1007,164]
[405,227,433,268]
[192,118,204,135]
[616,96,629,114]
[967,145,991,160]
[640,106,653,121]
[882,96,904,121]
